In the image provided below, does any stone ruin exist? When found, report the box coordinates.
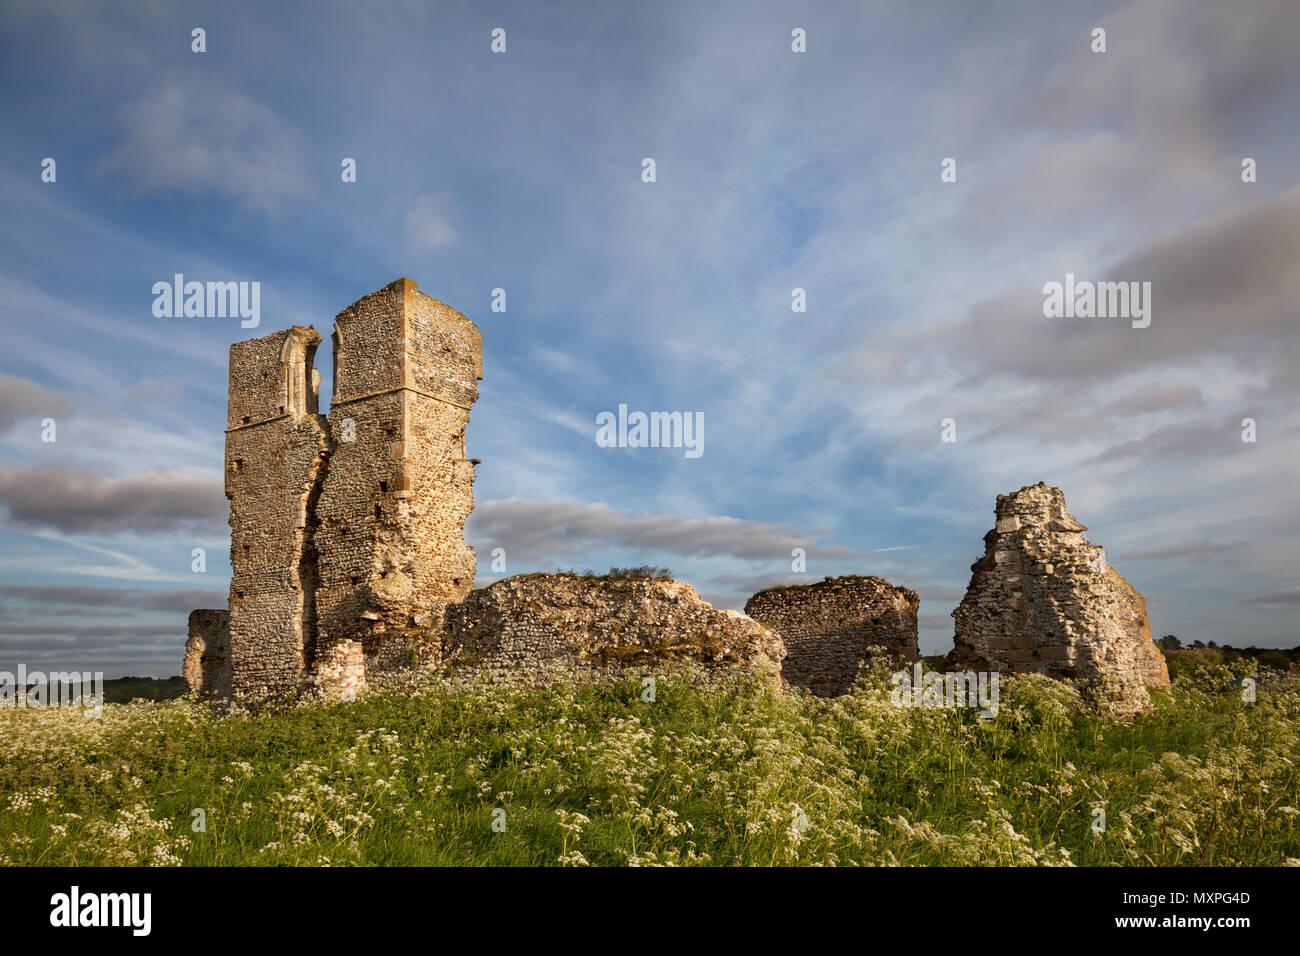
[445,573,786,685]
[949,482,1170,717]
[744,576,919,696]
[183,609,231,698]
[189,278,482,698]
[185,281,1169,717]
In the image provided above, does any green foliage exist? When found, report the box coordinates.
[1163,646,1295,682]
[102,677,189,704]
[1,662,1297,866]
[602,566,673,581]
[543,566,674,581]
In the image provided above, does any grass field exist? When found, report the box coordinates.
[2,659,1297,866]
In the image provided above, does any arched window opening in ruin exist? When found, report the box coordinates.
[279,329,320,417]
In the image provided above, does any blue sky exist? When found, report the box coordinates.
[1,0,1297,677]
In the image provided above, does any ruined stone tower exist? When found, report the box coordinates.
[313,279,482,693]
[220,279,481,697]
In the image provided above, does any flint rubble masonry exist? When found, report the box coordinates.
[198,279,482,698]
[444,573,786,686]
[744,575,919,697]
[183,609,230,698]
[948,482,1170,718]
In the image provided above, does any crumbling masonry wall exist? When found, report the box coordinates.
[209,279,482,699]
[313,279,481,694]
[744,576,919,696]
[949,482,1171,717]
[183,609,231,697]
[444,574,786,685]
[225,327,329,696]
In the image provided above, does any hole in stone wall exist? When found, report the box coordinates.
[374,504,382,520]
[241,415,251,424]
[383,423,397,438]
[379,481,388,493]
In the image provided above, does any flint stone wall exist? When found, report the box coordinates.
[949,482,1170,718]
[225,326,328,696]
[183,609,231,697]
[744,576,919,696]
[315,279,481,689]
[444,574,786,684]
[214,279,481,699]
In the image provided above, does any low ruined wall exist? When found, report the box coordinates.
[949,482,1171,718]
[444,574,785,684]
[183,609,232,698]
[744,576,919,696]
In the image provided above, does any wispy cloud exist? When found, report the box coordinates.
[1238,587,1300,608]
[466,498,855,564]
[99,84,311,213]
[404,193,458,251]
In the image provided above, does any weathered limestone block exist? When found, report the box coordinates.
[183,609,231,697]
[444,574,786,684]
[744,575,919,696]
[949,482,1170,718]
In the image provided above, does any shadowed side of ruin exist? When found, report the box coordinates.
[183,609,231,697]
[744,576,919,696]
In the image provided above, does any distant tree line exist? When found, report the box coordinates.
[1156,635,1297,672]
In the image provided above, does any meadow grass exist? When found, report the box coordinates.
[2,659,1297,866]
